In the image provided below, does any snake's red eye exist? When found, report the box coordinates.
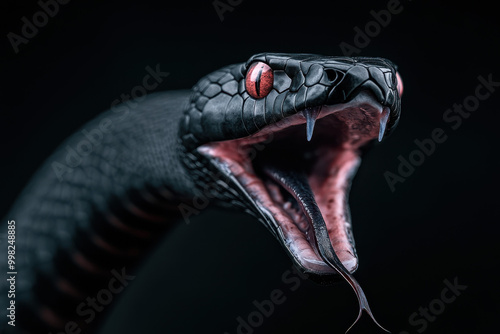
[245,62,273,99]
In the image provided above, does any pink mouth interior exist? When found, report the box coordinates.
[198,92,386,274]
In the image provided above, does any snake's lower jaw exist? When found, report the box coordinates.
[257,147,362,276]
[198,91,386,277]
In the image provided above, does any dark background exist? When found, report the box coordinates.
[1,0,499,333]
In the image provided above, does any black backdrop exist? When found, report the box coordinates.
[1,0,499,333]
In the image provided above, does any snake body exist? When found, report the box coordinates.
[1,53,402,333]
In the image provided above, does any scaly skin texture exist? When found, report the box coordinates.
[181,53,400,146]
[1,53,401,333]
[1,91,196,333]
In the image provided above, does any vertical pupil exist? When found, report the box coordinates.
[246,62,273,99]
[254,65,263,96]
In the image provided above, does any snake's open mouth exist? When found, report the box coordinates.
[199,91,388,276]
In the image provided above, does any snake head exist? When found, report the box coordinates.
[179,53,402,282]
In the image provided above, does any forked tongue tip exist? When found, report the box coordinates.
[330,259,390,333]
[345,300,391,334]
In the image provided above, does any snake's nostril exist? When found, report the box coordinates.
[325,69,337,82]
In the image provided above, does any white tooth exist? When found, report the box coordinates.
[378,107,390,142]
[302,107,321,141]
[284,202,292,210]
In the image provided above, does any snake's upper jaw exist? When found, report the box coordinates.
[198,91,388,280]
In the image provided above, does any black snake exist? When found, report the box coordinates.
[1,53,403,333]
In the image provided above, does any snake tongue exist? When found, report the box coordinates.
[261,162,390,334]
